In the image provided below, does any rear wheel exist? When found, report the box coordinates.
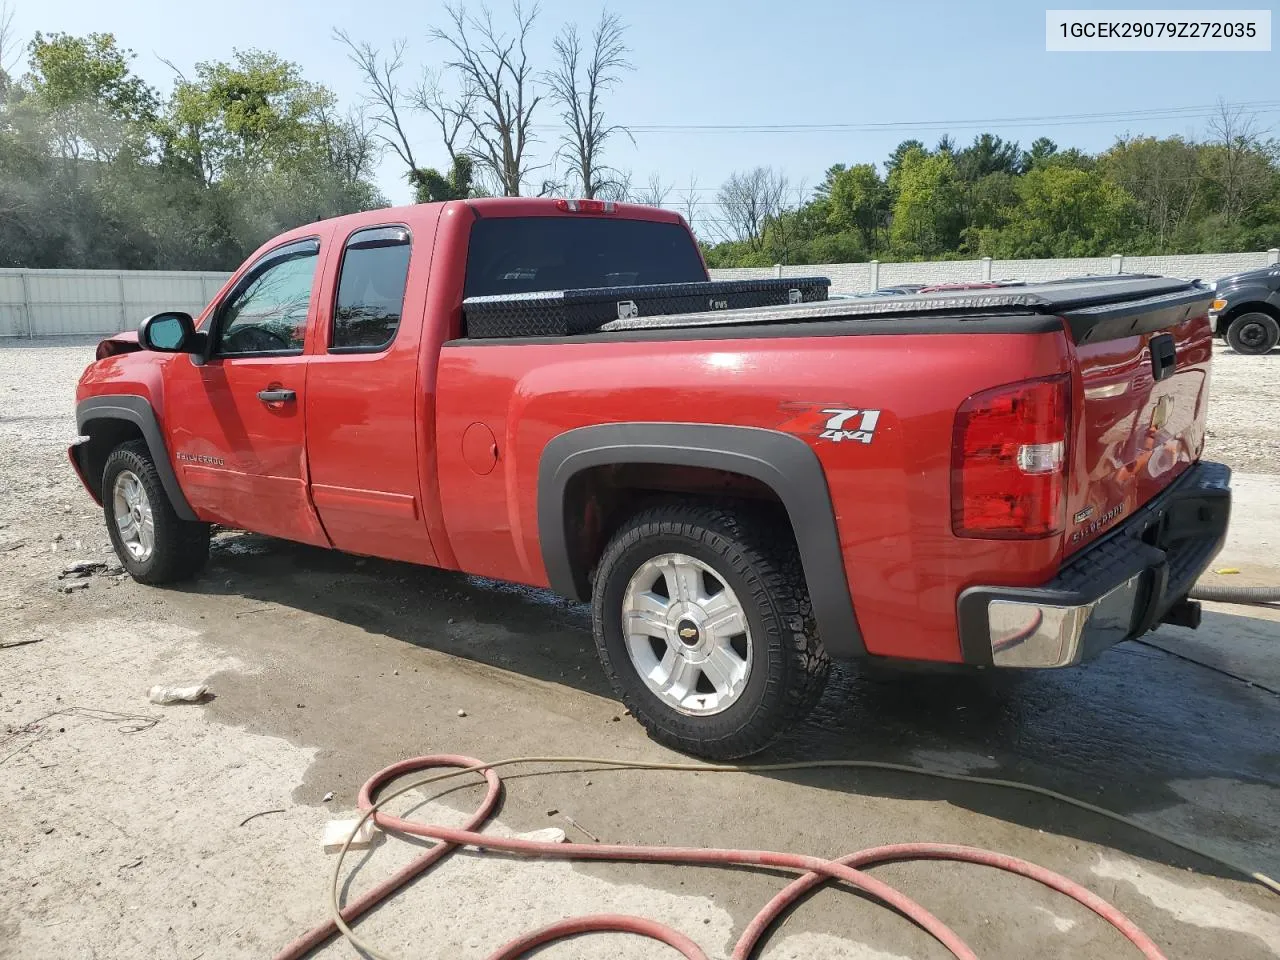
[591,502,829,760]
[1225,311,1280,355]
[102,440,210,584]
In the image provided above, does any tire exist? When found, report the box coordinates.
[102,440,210,584]
[1225,311,1280,355]
[591,502,830,760]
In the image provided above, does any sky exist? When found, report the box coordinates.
[7,0,1280,219]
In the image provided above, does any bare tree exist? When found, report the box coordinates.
[633,172,671,207]
[680,173,699,233]
[334,31,421,182]
[766,178,809,264]
[412,68,474,168]
[715,166,789,250]
[432,2,543,197]
[1206,98,1272,226]
[545,10,632,198]
[316,101,382,185]
[0,1,21,99]
[595,166,632,202]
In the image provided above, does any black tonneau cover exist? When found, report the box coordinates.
[599,276,1213,345]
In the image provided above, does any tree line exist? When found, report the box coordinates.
[704,115,1280,268]
[0,24,381,270]
[1,0,1276,272]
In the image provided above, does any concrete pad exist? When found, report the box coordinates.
[1203,471,1280,576]
[1146,604,1280,694]
[1140,471,1280,692]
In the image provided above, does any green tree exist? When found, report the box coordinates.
[163,50,335,183]
[955,133,1022,181]
[888,147,963,258]
[0,32,382,270]
[972,165,1141,258]
[1024,137,1058,168]
[884,138,925,180]
[410,154,474,203]
[1100,136,1203,252]
[23,31,157,161]
[825,163,887,254]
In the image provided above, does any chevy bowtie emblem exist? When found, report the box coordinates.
[1151,395,1173,431]
[679,626,698,639]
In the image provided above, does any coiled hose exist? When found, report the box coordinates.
[1189,583,1280,605]
[274,754,1279,960]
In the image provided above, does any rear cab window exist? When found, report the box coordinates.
[330,226,413,353]
[462,216,706,299]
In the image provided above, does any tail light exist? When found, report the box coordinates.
[951,374,1070,539]
[556,198,616,214]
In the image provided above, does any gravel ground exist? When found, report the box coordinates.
[1,336,1278,960]
[1201,343,1280,474]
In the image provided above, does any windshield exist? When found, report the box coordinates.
[463,216,706,298]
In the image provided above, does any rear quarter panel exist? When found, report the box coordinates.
[436,329,1074,663]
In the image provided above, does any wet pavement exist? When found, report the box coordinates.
[200,528,1280,890]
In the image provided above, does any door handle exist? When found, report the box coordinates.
[257,388,296,403]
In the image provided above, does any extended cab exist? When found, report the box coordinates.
[70,198,1232,759]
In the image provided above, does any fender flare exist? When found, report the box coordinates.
[1219,287,1280,325]
[537,422,865,658]
[75,395,199,521]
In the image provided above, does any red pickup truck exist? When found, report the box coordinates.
[70,198,1231,759]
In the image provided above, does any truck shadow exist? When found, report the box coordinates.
[195,530,1280,889]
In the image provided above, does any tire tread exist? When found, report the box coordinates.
[591,501,829,760]
[102,440,210,584]
[1226,310,1280,355]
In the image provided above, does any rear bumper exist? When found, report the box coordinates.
[957,460,1231,668]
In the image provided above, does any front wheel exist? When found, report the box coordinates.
[1225,312,1280,355]
[102,440,210,584]
[591,503,829,760]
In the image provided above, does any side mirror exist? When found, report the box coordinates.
[138,312,196,353]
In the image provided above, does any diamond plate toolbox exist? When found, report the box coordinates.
[462,277,831,339]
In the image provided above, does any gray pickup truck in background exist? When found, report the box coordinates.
[1209,265,1280,355]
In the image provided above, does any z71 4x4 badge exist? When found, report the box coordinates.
[777,404,883,444]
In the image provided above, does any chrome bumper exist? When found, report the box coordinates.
[957,461,1232,669]
[986,574,1144,667]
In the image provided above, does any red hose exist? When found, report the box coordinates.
[273,756,502,960]
[275,755,1169,960]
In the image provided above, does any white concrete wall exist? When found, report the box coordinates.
[710,249,1280,294]
[3,249,1278,337]
[0,269,231,338]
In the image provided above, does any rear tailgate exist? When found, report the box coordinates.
[1057,280,1216,555]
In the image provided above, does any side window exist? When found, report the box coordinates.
[331,226,412,352]
[216,242,319,357]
